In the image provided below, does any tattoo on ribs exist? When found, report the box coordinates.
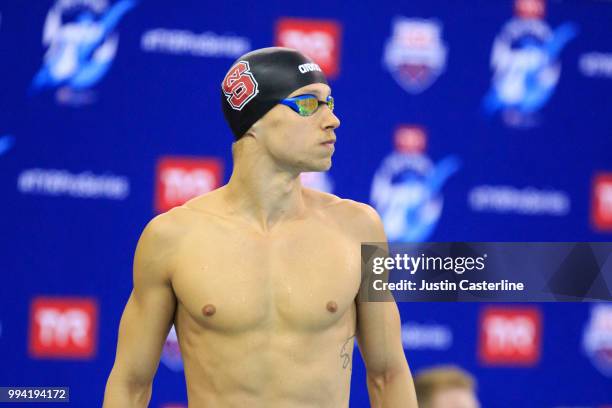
[340,334,355,370]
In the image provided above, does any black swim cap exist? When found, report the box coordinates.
[221,47,328,140]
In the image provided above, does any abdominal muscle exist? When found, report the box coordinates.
[174,302,356,408]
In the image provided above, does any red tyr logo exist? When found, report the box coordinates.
[29,297,98,359]
[479,307,541,366]
[222,61,259,110]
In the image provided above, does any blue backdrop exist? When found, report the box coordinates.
[1,0,611,406]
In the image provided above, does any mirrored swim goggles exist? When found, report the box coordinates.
[279,94,335,117]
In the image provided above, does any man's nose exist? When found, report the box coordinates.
[321,107,340,130]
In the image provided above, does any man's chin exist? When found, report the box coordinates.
[305,159,332,173]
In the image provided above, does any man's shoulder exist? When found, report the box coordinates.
[305,188,376,217]
[131,209,189,282]
[139,207,189,249]
[136,203,210,272]
[304,188,385,241]
[149,189,223,228]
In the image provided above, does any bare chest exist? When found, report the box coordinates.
[171,221,361,333]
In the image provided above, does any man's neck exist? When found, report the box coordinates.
[223,144,306,232]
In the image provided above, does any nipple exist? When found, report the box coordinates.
[326,301,338,313]
[202,304,216,317]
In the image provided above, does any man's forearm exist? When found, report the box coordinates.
[102,371,152,408]
[366,365,418,408]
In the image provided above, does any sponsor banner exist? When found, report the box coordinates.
[370,126,460,242]
[483,0,577,127]
[359,242,612,302]
[579,52,612,79]
[468,185,570,216]
[155,156,223,213]
[141,29,251,58]
[401,321,452,350]
[31,0,137,105]
[582,304,612,377]
[275,18,342,78]
[592,173,612,231]
[383,17,447,94]
[17,168,130,200]
[478,306,542,366]
[29,297,98,359]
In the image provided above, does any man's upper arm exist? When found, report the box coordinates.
[109,214,178,385]
[353,204,408,377]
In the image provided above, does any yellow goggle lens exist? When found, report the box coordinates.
[296,97,319,116]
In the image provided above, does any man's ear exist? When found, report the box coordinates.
[242,122,257,139]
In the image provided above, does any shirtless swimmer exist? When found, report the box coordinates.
[103,47,418,408]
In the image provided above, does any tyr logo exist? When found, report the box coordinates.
[29,297,98,359]
[222,61,259,110]
[479,307,541,366]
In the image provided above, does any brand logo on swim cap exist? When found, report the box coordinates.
[298,63,322,74]
[222,61,259,110]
